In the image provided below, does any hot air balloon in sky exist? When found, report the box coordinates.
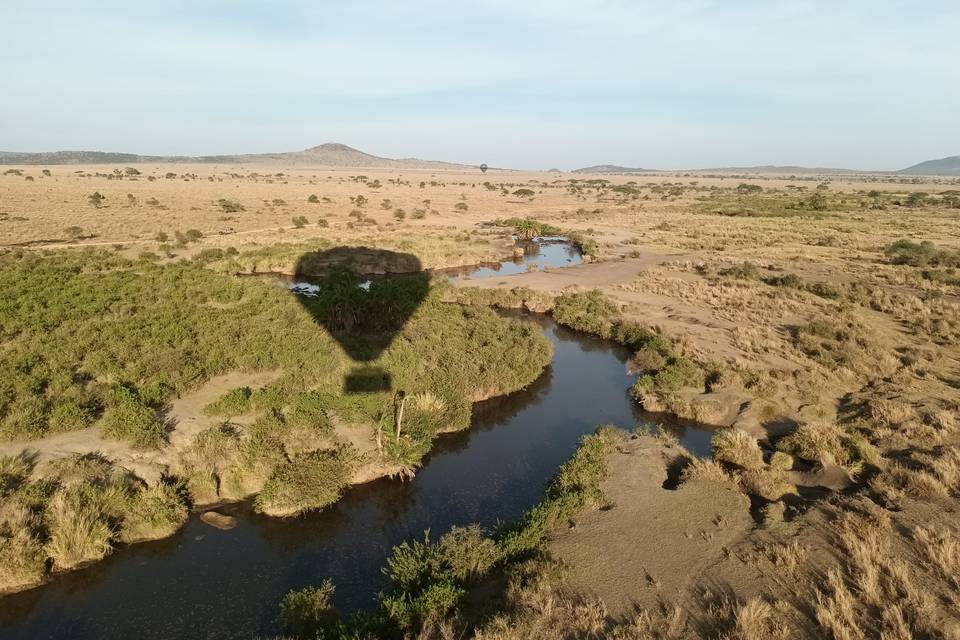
[479,163,488,173]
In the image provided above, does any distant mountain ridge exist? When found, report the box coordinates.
[572,164,657,174]
[572,157,960,177]
[3,144,958,176]
[0,143,473,170]
[899,156,960,176]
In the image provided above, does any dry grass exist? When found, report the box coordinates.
[912,526,960,591]
[870,462,949,503]
[813,510,949,640]
[680,458,733,484]
[712,429,763,470]
[716,597,790,640]
[44,491,113,570]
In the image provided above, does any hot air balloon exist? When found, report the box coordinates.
[479,163,488,173]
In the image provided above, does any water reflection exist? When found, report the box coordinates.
[436,236,582,281]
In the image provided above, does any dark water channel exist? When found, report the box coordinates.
[0,244,712,640]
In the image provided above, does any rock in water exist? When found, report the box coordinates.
[200,510,237,530]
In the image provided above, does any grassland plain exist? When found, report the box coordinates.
[2,165,960,638]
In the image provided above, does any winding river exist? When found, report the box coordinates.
[0,240,712,640]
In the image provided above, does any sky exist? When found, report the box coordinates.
[2,0,958,170]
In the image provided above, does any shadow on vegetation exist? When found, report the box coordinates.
[291,248,430,393]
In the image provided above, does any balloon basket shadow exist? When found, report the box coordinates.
[344,366,392,393]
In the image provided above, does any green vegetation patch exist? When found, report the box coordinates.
[0,250,551,457]
[885,239,960,269]
[255,446,359,517]
[696,190,844,218]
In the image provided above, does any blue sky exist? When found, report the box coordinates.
[2,0,958,169]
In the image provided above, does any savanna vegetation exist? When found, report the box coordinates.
[0,247,552,588]
[4,166,960,638]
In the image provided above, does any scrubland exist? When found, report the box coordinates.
[2,164,960,638]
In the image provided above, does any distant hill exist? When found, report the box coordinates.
[0,143,474,170]
[572,164,658,174]
[572,163,865,175]
[695,165,861,175]
[899,156,960,176]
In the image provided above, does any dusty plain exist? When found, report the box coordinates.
[2,163,960,638]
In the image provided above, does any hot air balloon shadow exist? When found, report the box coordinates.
[291,247,429,393]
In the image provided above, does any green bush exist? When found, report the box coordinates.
[552,289,617,338]
[254,446,358,517]
[100,386,166,449]
[885,239,960,268]
[279,579,339,638]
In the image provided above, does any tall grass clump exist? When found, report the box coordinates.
[0,452,188,592]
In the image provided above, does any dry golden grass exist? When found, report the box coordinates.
[5,165,960,634]
[712,429,763,470]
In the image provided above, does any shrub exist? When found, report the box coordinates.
[885,239,960,268]
[292,215,309,228]
[217,199,244,213]
[100,386,166,449]
[763,273,803,288]
[719,262,760,280]
[279,579,339,638]
[807,192,829,211]
[498,427,621,557]
[204,387,252,417]
[454,202,468,212]
[776,422,878,470]
[119,482,189,543]
[552,290,617,339]
[632,356,705,401]
[254,446,357,517]
[307,194,320,203]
